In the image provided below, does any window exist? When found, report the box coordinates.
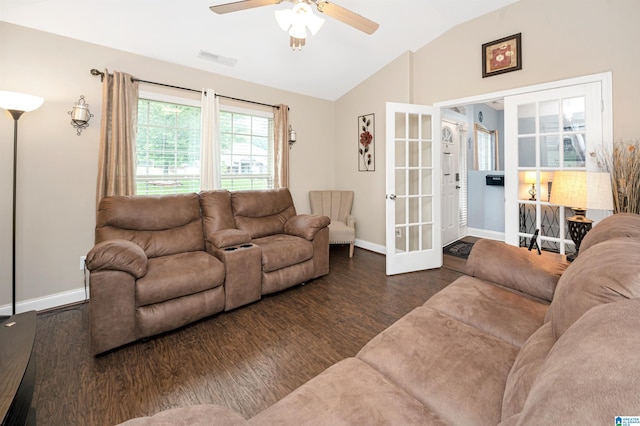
[219,107,274,191]
[135,93,275,195]
[136,94,201,195]
[474,124,499,171]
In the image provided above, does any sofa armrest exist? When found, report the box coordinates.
[285,214,331,241]
[347,215,356,228]
[465,239,568,302]
[207,228,252,249]
[86,239,148,279]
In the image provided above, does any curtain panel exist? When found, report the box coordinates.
[200,89,220,190]
[273,104,289,188]
[95,70,139,210]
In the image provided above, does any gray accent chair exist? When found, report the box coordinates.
[309,190,356,257]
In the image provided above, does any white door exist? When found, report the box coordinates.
[441,121,461,245]
[385,102,441,275]
[504,82,606,253]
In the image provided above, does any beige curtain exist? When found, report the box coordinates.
[200,89,220,190]
[96,70,139,209]
[273,104,289,188]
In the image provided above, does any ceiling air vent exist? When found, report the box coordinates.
[197,50,238,67]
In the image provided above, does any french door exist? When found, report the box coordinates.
[504,82,605,254]
[385,102,441,275]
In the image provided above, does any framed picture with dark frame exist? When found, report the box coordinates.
[482,33,522,78]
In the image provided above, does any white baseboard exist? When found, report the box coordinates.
[0,287,89,316]
[466,228,505,242]
[355,239,386,255]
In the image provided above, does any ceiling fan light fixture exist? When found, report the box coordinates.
[274,1,325,49]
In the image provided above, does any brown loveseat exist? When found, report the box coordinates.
[119,212,640,425]
[86,188,330,355]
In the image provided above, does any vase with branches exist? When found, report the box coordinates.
[592,139,640,214]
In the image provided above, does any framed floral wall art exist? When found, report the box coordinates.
[482,33,522,78]
[358,113,375,171]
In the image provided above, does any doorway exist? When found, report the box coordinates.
[435,72,612,249]
[441,111,468,246]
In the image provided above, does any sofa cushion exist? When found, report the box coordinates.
[357,306,519,426]
[516,297,640,424]
[501,322,555,420]
[252,234,314,273]
[578,212,640,254]
[545,237,640,339]
[231,189,297,238]
[136,252,225,307]
[426,276,549,347]
[96,193,205,258]
[249,357,447,426]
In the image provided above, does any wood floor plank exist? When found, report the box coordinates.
[32,246,465,425]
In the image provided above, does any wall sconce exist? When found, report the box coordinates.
[288,125,297,146]
[68,95,93,135]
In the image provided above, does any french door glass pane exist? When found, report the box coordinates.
[539,100,559,133]
[395,169,406,195]
[409,141,420,167]
[395,113,406,138]
[518,137,536,167]
[395,140,406,167]
[540,135,560,167]
[517,104,536,134]
[409,197,419,223]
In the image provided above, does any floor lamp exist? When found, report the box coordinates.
[0,91,44,317]
[549,171,613,261]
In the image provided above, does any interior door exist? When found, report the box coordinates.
[504,82,605,253]
[385,102,441,275]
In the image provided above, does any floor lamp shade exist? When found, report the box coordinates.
[0,90,44,316]
[0,91,44,114]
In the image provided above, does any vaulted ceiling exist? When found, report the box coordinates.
[0,0,519,100]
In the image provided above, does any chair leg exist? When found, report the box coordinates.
[349,242,354,258]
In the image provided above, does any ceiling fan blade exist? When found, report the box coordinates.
[210,0,280,14]
[315,1,379,35]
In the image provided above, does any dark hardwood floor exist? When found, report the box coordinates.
[32,246,466,426]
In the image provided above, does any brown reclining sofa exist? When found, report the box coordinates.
[86,188,330,355]
[119,213,640,425]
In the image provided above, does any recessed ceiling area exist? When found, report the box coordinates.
[0,0,519,100]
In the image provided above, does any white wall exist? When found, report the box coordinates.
[0,22,335,313]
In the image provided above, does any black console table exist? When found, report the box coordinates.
[1,311,36,426]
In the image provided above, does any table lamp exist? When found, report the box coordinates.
[549,171,613,261]
[524,171,537,200]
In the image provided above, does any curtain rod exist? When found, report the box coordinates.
[90,69,282,109]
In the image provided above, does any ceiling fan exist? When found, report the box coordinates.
[210,0,379,49]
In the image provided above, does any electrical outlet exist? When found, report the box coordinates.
[395,228,402,238]
[79,256,86,270]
